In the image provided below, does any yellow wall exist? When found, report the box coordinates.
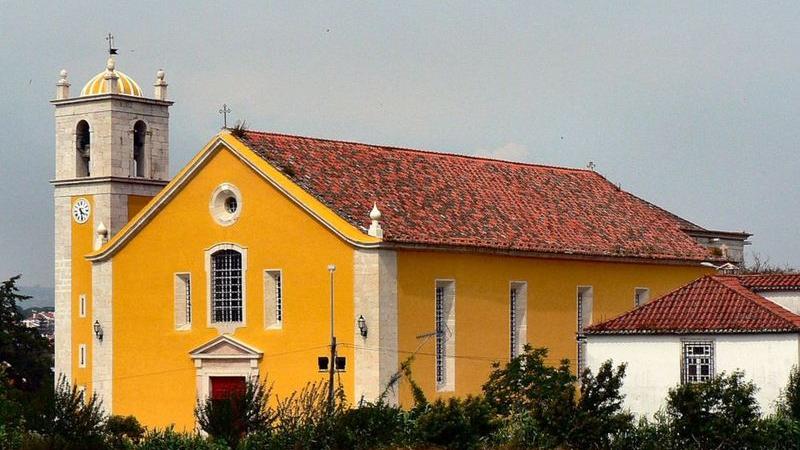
[394,250,710,406]
[110,147,355,429]
[71,196,94,392]
[127,195,153,220]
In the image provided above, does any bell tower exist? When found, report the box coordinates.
[52,47,173,391]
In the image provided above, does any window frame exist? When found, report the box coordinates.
[174,273,192,330]
[205,243,248,333]
[78,343,87,368]
[79,294,86,318]
[681,340,715,384]
[576,285,594,374]
[264,269,283,330]
[509,281,528,359]
[435,279,456,392]
[634,287,650,307]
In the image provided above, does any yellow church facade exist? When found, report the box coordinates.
[53,56,747,430]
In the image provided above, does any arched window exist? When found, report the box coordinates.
[76,121,91,177]
[132,121,147,177]
[210,249,243,323]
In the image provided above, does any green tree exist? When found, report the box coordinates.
[665,371,761,449]
[0,275,53,393]
[778,365,800,421]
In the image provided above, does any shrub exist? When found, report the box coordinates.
[136,427,227,450]
[195,377,274,448]
[331,400,409,450]
[50,375,107,448]
[105,415,144,448]
[664,371,760,449]
[413,395,497,450]
[778,365,800,421]
[266,380,346,449]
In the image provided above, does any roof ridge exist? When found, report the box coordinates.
[242,130,594,174]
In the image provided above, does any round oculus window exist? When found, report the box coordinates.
[210,183,242,226]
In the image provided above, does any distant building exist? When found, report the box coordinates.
[586,273,800,417]
[23,311,55,341]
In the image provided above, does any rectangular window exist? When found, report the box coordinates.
[79,294,86,318]
[635,287,650,307]
[509,281,528,359]
[435,280,456,391]
[77,385,86,403]
[683,341,714,383]
[264,270,283,329]
[211,250,243,323]
[576,286,594,374]
[174,273,192,329]
[79,344,87,368]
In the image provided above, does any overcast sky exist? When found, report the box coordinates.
[1,1,799,287]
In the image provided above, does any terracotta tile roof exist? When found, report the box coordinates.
[737,273,800,291]
[585,275,800,335]
[241,130,719,261]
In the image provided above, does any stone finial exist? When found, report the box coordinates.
[104,58,119,94]
[368,203,383,238]
[94,222,109,250]
[154,68,168,100]
[56,69,70,99]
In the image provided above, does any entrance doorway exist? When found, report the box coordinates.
[210,376,246,400]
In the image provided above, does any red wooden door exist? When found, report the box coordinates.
[210,376,246,400]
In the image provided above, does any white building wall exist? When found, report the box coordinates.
[587,335,681,417]
[587,333,799,418]
[761,291,800,315]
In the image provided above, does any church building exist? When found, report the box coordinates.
[52,53,749,429]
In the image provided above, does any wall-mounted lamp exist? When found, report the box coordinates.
[93,320,103,341]
[357,315,368,338]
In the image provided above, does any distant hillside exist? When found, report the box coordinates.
[17,286,55,308]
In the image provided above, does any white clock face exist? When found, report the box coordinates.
[72,198,91,224]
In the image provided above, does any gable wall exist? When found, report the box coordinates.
[109,147,355,429]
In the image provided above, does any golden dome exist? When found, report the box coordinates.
[80,58,143,97]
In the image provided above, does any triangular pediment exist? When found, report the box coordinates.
[189,334,263,360]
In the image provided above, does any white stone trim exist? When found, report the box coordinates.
[54,196,73,382]
[205,243,248,334]
[209,183,243,227]
[92,259,113,413]
[263,269,283,330]
[174,273,192,330]
[189,335,262,404]
[353,250,398,404]
[509,281,528,358]
[435,279,456,392]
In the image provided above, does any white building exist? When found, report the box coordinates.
[586,274,800,418]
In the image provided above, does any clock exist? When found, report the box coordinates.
[72,198,91,224]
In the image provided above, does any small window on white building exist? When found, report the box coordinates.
[509,281,528,359]
[682,341,714,383]
[576,286,594,374]
[264,270,283,329]
[79,344,87,368]
[635,287,650,307]
[435,280,456,391]
[79,294,86,318]
[174,273,191,329]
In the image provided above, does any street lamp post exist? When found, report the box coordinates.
[327,264,336,410]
